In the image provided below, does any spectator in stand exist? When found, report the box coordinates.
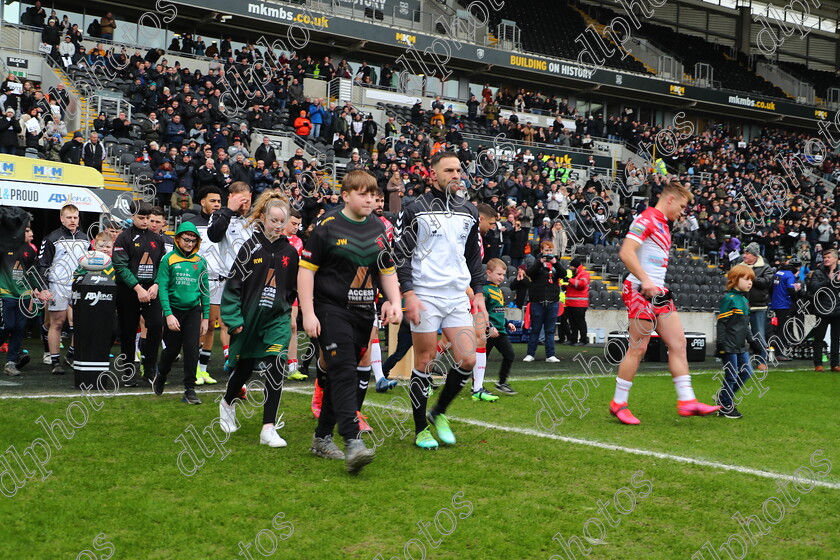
[517,200,534,230]
[43,114,66,161]
[254,137,277,168]
[24,1,46,27]
[308,98,324,138]
[170,183,192,215]
[564,258,590,346]
[41,19,61,58]
[196,158,219,193]
[294,110,311,137]
[19,107,44,154]
[153,160,178,208]
[0,108,20,154]
[551,221,568,257]
[385,163,404,213]
[508,220,528,268]
[99,12,117,41]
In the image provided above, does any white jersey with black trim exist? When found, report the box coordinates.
[624,206,671,288]
[393,188,484,299]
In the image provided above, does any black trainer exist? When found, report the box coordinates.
[152,369,165,396]
[717,407,742,419]
[495,382,518,395]
[51,363,65,375]
[182,388,202,405]
[16,351,30,370]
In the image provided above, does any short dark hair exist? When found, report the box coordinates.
[130,201,153,216]
[429,151,459,168]
[477,203,496,218]
[570,258,581,268]
[150,206,166,218]
[198,186,222,201]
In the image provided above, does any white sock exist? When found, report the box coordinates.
[370,340,384,383]
[472,348,487,392]
[134,331,141,354]
[287,359,298,373]
[613,377,632,404]
[673,375,696,401]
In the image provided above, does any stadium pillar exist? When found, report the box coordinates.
[737,7,751,56]
[457,77,471,102]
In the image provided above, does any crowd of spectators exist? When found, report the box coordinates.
[8,4,840,275]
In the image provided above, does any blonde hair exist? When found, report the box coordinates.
[726,264,755,291]
[662,181,694,203]
[248,191,291,230]
[486,258,506,272]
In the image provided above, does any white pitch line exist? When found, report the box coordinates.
[284,387,840,491]
[2,386,837,490]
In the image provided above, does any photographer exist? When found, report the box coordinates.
[807,249,840,372]
[522,240,565,363]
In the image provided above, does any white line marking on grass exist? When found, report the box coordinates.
[4,386,837,490]
[283,388,840,491]
[511,369,801,382]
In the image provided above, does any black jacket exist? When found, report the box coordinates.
[59,138,83,164]
[82,141,105,170]
[112,226,166,288]
[525,257,565,302]
[0,116,20,147]
[744,255,775,309]
[807,264,840,318]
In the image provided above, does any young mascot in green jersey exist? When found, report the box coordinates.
[153,222,210,404]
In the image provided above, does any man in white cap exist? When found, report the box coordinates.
[740,242,775,371]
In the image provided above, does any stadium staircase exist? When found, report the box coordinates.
[49,63,132,192]
[571,6,657,76]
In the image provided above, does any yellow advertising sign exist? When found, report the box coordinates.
[0,155,104,188]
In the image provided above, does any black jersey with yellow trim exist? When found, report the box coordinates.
[300,208,394,312]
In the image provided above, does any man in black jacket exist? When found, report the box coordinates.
[254,136,277,168]
[59,131,84,164]
[82,132,105,172]
[112,201,166,386]
[807,249,840,372]
[740,242,774,371]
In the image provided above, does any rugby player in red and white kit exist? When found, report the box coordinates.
[611,182,720,424]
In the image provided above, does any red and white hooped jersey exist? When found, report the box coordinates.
[288,234,304,256]
[624,207,670,287]
[379,215,394,243]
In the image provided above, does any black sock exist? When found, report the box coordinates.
[356,366,371,410]
[51,354,60,366]
[199,348,210,368]
[409,368,431,433]
[67,346,74,358]
[41,325,49,352]
[432,366,472,417]
[138,337,146,359]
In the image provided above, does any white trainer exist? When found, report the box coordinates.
[260,427,287,448]
[42,352,51,365]
[546,356,561,363]
[219,399,238,433]
[523,355,534,362]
